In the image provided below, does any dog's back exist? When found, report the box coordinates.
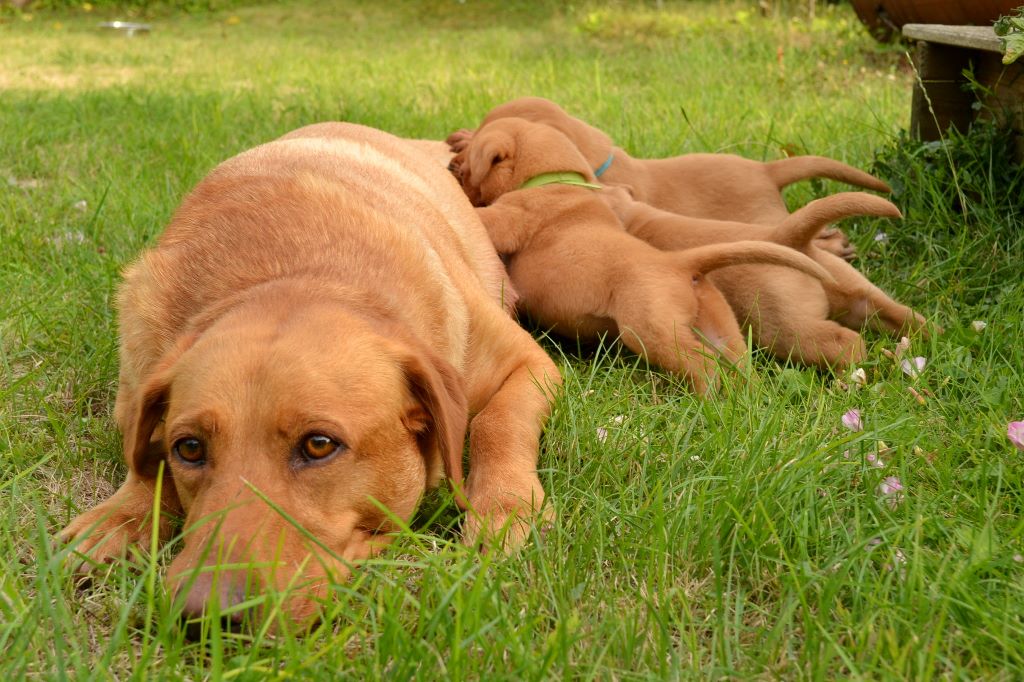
[116,123,513,399]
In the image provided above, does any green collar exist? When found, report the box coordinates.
[519,171,601,190]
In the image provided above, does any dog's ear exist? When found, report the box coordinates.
[399,346,469,503]
[124,334,197,479]
[467,126,515,191]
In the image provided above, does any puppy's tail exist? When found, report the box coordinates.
[765,156,892,193]
[677,241,834,284]
[769,192,902,251]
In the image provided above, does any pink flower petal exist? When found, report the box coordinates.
[900,356,927,377]
[878,476,903,496]
[1009,421,1024,451]
[842,409,863,432]
[596,427,608,443]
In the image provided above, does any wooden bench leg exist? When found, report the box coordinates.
[910,40,974,140]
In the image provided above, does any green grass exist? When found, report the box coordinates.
[2,0,1023,678]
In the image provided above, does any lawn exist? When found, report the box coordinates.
[2,0,1023,678]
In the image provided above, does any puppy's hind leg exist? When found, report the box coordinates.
[816,251,931,337]
[767,316,867,370]
[610,275,732,394]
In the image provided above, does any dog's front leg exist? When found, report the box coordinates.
[461,324,561,552]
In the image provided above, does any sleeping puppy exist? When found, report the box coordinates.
[448,96,893,260]
[58,123,560,630]
[602,188,930,368]
[457,117,837,393]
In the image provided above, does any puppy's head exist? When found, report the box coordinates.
[478,98,615,165]
[126,293,466,630]
[458,117,594,206]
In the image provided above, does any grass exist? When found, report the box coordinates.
[2,0,1023,678]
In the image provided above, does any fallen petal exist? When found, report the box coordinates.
[1008,421,1024,451]
[596,427,608,443]
[842,409,863,432]
[971,320,987,332]
[850,367,867,387]
[874,231,889,243]
[901,356,927,377]
[878,475,903,496]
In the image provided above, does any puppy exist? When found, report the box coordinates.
[58,122,560,629]
[448,96,893,259]
[458,117,837,393]
[603,188,930,368]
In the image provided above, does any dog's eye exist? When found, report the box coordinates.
[300,434,341,461]
[172,437,206,465]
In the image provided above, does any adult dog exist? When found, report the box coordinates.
[456,118,837,392]
[448,96,893,259]
[59,123,560,628]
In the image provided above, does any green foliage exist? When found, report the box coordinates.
[16,0,259,13]
[2,0,1022,678]
[994,6,1024,65]
[873,122,1023,223]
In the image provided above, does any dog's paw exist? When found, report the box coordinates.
[445,128,474,154]
[461,482,549,553]
[814,227,856,261]
[57,501,168,575]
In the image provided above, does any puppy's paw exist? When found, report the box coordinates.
[814,227,856,261]
[445,128,474,154]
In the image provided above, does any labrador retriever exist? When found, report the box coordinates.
[58,123,561,629]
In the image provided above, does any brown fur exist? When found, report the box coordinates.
[58,123,560,629]
[602,187,931,368]
[448,97,893,259]
[459,118,837,393]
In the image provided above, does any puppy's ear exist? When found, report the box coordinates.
[124,334,197,479]
[467,127,515,191]
[400,347,469,503]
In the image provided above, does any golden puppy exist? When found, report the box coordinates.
[58,122,560,629]
[458,117,836,393]
[603,188,929,368]
[448,96,892,259]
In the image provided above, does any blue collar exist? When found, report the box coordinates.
[594,153,614,178]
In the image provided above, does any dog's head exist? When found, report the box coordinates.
[126,291,466,630]
[457,117,594,206]
[479,97,615,165]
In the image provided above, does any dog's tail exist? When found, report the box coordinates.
[765,156,891,193]
[677,241,834,283]
[769,192,902,251]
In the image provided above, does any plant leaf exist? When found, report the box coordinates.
[994,10,1024,64]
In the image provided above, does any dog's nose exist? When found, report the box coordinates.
[176,571,251,638]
